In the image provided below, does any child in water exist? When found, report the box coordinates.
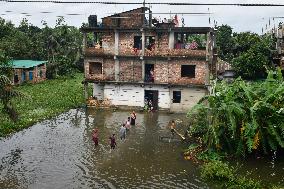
[92,128,99,146]
[169,120,176,137]
[130,111,137,126]
[125,117,131,130]
[119,124,127,140]
[109,134,117,149]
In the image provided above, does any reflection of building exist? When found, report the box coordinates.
[81,7,217,113]
[12,60,47,85]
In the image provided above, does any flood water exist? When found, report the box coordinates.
[0,108,283,189]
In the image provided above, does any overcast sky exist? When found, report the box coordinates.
[1,0,284,33]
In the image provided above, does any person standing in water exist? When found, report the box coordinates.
[119,124,127,140]
[169,120,176,137]
[125,117,131,131]
[130,111,137,126]
[109,134,117,149]
[92,128,99,146]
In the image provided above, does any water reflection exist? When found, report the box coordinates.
[0,109,282,189]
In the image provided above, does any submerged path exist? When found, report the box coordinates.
[0,109,207,189]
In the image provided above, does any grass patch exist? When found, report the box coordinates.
[200,161,264,189]
[0,73,86,137]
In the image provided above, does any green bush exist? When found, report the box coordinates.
[201,161,262,189]
[188,69,284,156]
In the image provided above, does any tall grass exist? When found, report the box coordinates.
[0,74,85,137]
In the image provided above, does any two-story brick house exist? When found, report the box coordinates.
[81,7,217,113]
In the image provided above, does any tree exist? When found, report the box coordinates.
[215,25,235,61]
[231,33,274,79]
[0,51,25,122]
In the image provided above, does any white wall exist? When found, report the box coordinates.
[170,88,207,113]
[93,83,104,100]
[104,84,145,107]
[92,83,206,112]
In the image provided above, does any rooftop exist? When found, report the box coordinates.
[12,60,47,69]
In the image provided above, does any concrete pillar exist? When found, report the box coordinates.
[114,30,119,56]
[169,31,175,49]
[142,60,145,81]
[206,32,210,61]
[131,60,134,81]
[142,29,145,56]
[115,59,120,81]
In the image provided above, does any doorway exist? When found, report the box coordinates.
[144,90,159,110]
[145,64,154,82]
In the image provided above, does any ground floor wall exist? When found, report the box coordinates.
[92,83,207,113]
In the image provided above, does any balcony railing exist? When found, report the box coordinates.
[86,47,206,58]
[144,49,206,57]
[86,74,114,81]
[85,47,114,56]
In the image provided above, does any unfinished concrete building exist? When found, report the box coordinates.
[273,24,284,74]
[81,7,217,112]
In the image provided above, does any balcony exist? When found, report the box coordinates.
[86,74,114,81]
[144,48,206,58]
[85,46,206,58]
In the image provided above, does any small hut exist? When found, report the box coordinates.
[12,60,47,84]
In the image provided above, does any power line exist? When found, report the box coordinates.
[1,1,284,6]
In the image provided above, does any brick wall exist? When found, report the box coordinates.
[120,60,134,81]
[102,8,144,28]
[154,61,169,83]
[103,59,115,80]
[102,32,115,55]
[119,32,142,56]
[133,60,142,82]
[168,60,207,85]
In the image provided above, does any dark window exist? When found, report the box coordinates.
[134,36,142,49]
[89,62,102,75]
[173,91,181,103]
[146,36,155,50]
[181,65,196,78]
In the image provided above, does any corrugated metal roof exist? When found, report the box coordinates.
[12,60,47,69]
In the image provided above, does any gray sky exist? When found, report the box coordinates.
[0,0,284,33]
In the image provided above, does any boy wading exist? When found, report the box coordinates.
[119,124,126,140]
[109,134,117,149]
[130,111,137,126]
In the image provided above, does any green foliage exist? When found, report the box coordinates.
[201,161,262,189]
[231,33,274,79]
[216,25,235,61]
[216,25,275,79]
[0,73,85,137]
[201,161,234,181]
[188,69,284,156]
[0,17,83,79]
[0,75,26,122]
[196,149,223,161]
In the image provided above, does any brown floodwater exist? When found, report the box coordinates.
[0,108,283,189]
